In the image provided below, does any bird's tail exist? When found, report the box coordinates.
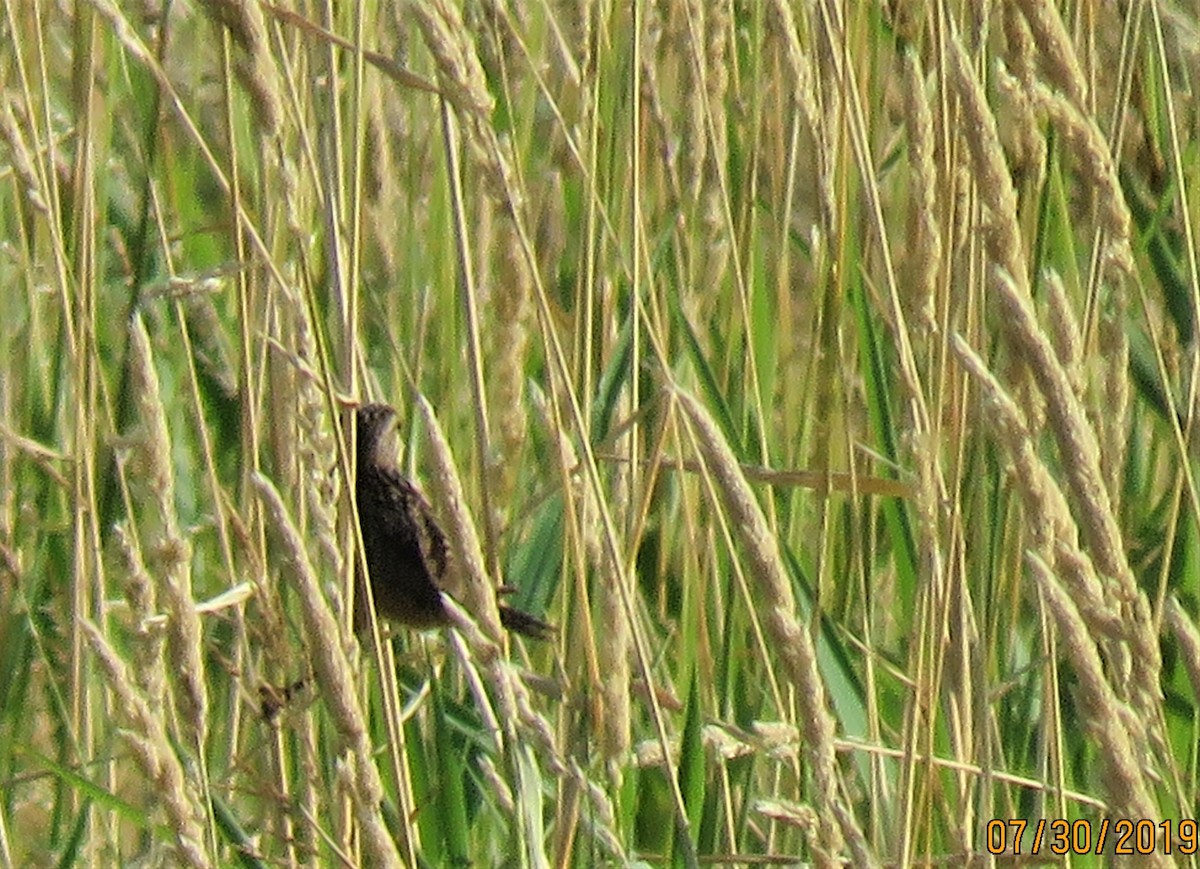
[499,604,556,641]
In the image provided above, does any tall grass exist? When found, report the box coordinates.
[2,2,1198,867]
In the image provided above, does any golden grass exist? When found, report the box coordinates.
[3,2,1200,867]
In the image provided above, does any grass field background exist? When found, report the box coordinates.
[2,2,1200,867]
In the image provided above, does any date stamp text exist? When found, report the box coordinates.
[986,819,1198,856]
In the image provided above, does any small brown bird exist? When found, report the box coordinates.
[354,402,554,640]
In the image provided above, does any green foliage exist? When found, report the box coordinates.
[3,3,1199,868]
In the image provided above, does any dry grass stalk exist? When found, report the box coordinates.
[445,598,564,773]
[639,12,685,217]
[595,528,632,761]
[949,20,1160,715]
[955,333,1171,792]
[1028,80,1135,279]
[1096,294,1130,510]
[289,295,342,579]
[443,616,504,729]
[951,335,1121,639]
[1042,269,1084,398]
[1001,4,1036,84]
[197,0,283,136]
[259,291,338,763]
[674,387,867,869]
[474,0,527,74]
[451,615,568,804]
[232,41,282,139]
[411,0,524,239]
[993,52,1046,188]
[443,595,564,865]
[556,758,627,863]
[660,0,737,306]
[141,559,203,733]
[677,0,709,206]
[413,394,505,642]
[1011,0,1088,108]
[990,269,1160,707]
[128,313,208,747]
[408,0,494,119]
[127,314,175,532]
[901,50,940,339]
[946,28,1025,284]
[488,218,533,510]
[531,382,632,762]
[900,47,978,862]
[954,332,1153,792]
[112,522,166,713]
[574,0,597,79]
[181,291,238,403]
[264,337,300,538]
[195,0,261,54]
[1166,599,1200,709]
[702,3,729,177]
[532,169,567,293]
[954,333,1166,824]
[251,473,401,869]
[81,620,210,869]
[0,96,49,215]
[598,424,634,764]
[477,753,515,815]
[767,0,834,236]
[1024,554,1165,861]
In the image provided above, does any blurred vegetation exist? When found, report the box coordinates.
[2,2,1199,867]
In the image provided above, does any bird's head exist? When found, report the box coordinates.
[355,402,398,465]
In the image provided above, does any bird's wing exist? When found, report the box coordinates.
[367,465,449,586]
